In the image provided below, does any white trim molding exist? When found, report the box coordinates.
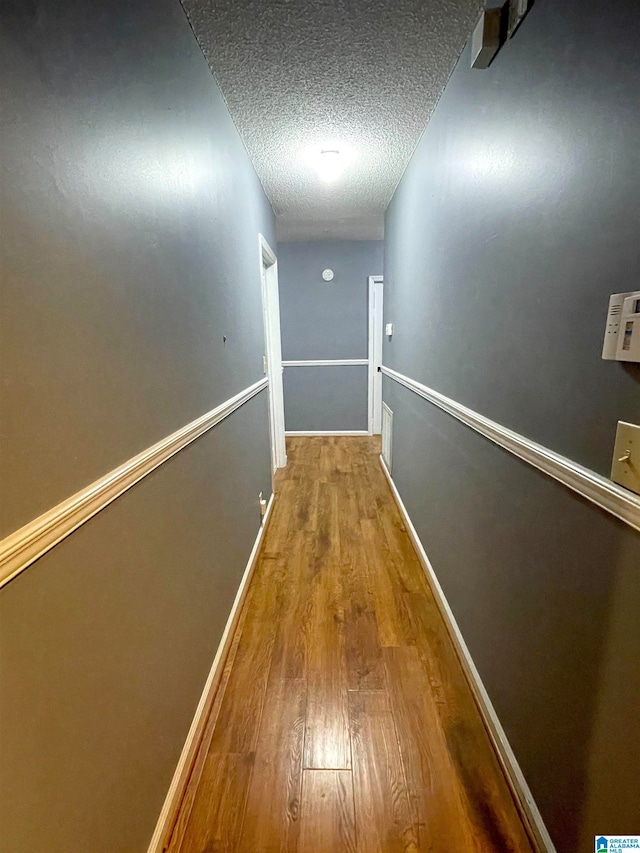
[146,494,275,853]
[0,378,269,590]
[381,365,640,535]
[379,456,555,853]
[381,401,393,472]
[259,234,287,475]
[368,275,384,435]
[285,430,369,437]
[282,358,368,367]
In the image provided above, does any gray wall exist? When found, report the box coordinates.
[0,0,274,850]
[383,0,640,849]
[278,240,383,431]
[284,365,369,432]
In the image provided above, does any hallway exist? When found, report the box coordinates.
[170,437,535,853]
[3,2,639,847]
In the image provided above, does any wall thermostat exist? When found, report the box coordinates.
[603,291,640,362]
[322,268,334,282]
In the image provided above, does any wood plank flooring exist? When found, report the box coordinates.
[169,436,535,853]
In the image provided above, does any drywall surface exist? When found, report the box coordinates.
[0,394,272,853]
[278,240,382,432]
[383,0,640,848]
[385,2,640,477]
[284,365,368,432]
[0,0,274,850]
[0,0,275,537]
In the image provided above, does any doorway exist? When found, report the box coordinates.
[258,234,287,475]
[367,275,384,435]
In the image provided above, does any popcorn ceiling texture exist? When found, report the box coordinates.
[181,0,482,241]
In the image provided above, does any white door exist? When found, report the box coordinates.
[368,275,384,435]
[258,234,287,474]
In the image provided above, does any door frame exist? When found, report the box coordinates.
[367,275,384,435]
[258,234,287,474]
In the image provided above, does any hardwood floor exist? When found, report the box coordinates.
[169,436,535,853]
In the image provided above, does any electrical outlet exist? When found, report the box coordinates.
[258,491,267,518]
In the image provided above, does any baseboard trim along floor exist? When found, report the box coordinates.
[145,493,275,853]
[379,455,557,853]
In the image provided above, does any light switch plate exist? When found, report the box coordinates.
[611,421,640,496]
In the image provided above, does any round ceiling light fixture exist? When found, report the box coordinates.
[316,149,343,183]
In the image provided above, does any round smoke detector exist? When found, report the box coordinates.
[322,268,334,282]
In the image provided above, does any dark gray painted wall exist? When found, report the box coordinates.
[383,378,640,849]
[0,394,271,853]
[0,1,274,850]
[0,0,275,536]
[279,241,383,361]
[385,0,640,477]
[383,1,640,849]
[278,240,383,432]
[283,365,368,432]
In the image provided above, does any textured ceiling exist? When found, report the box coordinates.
[181,0,482,241]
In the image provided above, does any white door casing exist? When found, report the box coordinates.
[258,234,287,473]
[368,275,384,435]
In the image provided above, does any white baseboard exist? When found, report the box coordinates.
[285,430,369,436]
[146,493,275,853]
[378,456,556,853]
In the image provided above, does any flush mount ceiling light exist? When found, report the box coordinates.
[302,143,354,185]
[316,149,343,183]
